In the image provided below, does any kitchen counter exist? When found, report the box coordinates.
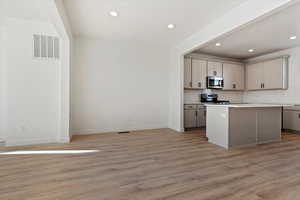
[204,103,289,108]
[206,104,282,149]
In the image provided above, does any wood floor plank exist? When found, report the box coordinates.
[1,129,300,200]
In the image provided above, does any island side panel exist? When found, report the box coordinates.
[206,106,229,149]
[257,107,282,144]
[229,108,257,148]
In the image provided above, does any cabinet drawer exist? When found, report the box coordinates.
[197,105,205,109]
[184,105,197,110]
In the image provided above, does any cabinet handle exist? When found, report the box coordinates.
[233,84,236,89]
[263,83,265,88]
[198,82,201,88]
[213,71,217,76]
[261,83,263,89]
[190,82,192,87]
[298,113,300,119]
[195,111,198,116]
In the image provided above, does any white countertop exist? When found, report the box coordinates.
[205,103,289,108]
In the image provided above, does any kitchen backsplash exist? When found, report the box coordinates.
[184,90,244,104]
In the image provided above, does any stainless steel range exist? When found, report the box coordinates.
[200,92,230,105]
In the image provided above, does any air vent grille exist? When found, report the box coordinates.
[33,34,60,59]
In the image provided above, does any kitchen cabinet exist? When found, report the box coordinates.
[283,107,300,131]
[246,62,264,90]
[207,61,222,77]
[207,105,282,149]
[257,108,282,143]
[184,58,192,88]
[223,63,245,90]
[246,57,288,90]
[263,58,285,89]
[184,105,206,129]
[184,109,197,128]
[192,59,207,89]
[197,107,206,127]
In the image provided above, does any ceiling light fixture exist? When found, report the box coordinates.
[109,11,119,17]
[167,24,175,29]
[290,36,297,40]
[215,43,221,47]
[248,49,254,53]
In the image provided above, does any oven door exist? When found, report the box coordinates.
[207,76,224,89]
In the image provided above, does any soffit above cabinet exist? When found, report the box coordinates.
[193,3,300,59]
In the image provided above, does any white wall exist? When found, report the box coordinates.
[72,38,170,134]
[3,18,61,146]
[244,46,300,104]
[51,0,74,140]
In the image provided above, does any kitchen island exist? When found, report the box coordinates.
[206,104,283,149]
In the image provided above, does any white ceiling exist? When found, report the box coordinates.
[195,3,300,59]
[62,0,249,45]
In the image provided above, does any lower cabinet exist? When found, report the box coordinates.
[257,108,282,143]
[229,107,281,147]
[184,105,206,128]
[184,109,197,128]
[283,108,300,131]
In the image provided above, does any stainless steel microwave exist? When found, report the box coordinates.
[207,76,224,89]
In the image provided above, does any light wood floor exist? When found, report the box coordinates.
[1,129,300,200]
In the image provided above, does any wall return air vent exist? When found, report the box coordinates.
[33,34,60,59]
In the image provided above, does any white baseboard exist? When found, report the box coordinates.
[59,137,71,143]
[72,127,169,136]
[5,137,70,147]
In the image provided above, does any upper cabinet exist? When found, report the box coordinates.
[184,58,192,89]
[246,62,264,90]
[184,58,207,89]
[184,56,245,91]
[246,57,288,90]
[263,58,285,89]
[207,61,223,77]
[223,63,245,90]
[192,59,207,89]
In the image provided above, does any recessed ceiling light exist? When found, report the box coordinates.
[290,36,297,40]
[215,43,221,47]
[109,11,118,17]
[167,24,175,29]
[248,49,254,52]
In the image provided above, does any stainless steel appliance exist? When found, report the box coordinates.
[201,92,230,104]
[207,76,224,89]
[201,93,218,103]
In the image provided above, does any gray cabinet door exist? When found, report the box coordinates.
[229,108,257,147]
[283,110,300,131]
[197,108,206,127]
[192,59,207,89]
[207,61,222,76]
[246,63,264,90]
[184,110,197,128]
[257,108,282,143]
[263,58,284,89]
[184,58,192,88]
[223,63,245,90]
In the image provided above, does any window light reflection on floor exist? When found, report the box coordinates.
[0,150,100,155]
